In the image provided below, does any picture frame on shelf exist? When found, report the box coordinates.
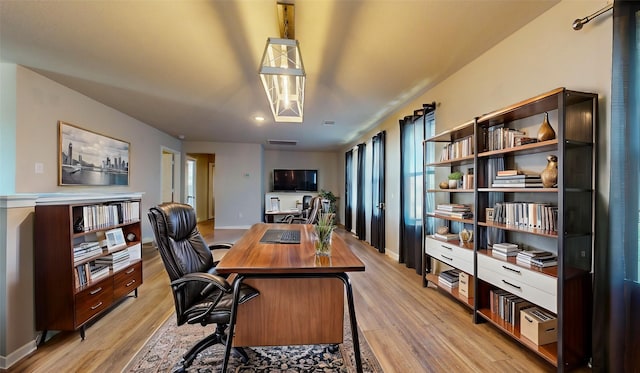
[105,228,127,252]
[58,121,130,186]
[486,208,495,222]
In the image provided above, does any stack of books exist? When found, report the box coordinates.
[433,232,458,241]
[73,241,102,264]
[88,262,110,280]
[438,269,461,289]
[434,204,472,219]
[491,170,543,188]
[96,249,131,271]
[491,242,520,258]
[516,250,558,268]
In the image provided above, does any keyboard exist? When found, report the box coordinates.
[260,229,301,244]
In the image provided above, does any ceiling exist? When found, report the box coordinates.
[0,0,558,151]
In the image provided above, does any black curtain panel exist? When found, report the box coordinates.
[399,112,426,273]
[371,131,386,253]
[355,143,367,240]
[593,2,640,371]
[344,150,353,232]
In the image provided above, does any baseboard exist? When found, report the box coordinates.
[0,338,36,370]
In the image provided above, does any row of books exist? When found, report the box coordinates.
[516,250,558,268]
[73,241,102,264]
[74,262,110,287]
[489,288,535,327]
[434,203,473,219]
[490,202,558,232]
[438,269,461,289]
[439,136,474,161]
[491,172,544,188]
[484,126,538,152]
[77,201,140,232]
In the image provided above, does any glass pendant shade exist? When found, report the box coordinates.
[259,37,305,123]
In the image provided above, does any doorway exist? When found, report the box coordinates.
[161,147,180,203]
[186,153,216,223]
[186,157,197,212]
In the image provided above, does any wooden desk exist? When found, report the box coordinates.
[215,223,365,372]
[264,209,300,223]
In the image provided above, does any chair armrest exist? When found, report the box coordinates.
[208,243,233,251]
[171,272,232,294]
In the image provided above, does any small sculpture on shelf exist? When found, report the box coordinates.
[540,155,558,188]
[439,181,449,189]
[458,228,473,245]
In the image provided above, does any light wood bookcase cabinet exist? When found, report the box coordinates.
[423,88,596,371]
[34,194,143,343]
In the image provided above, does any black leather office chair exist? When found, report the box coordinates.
[302,195,312,210]
[148,203,259,372]
[283,196,322,224]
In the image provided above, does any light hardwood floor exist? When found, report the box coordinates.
[7,223,567,373]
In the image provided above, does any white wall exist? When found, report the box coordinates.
[0,63,17,195]
[183,141,263,228]
[342,0,612,260]
[13,66,183,242]
[263,150,340,196]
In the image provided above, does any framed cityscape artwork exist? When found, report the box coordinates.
[58,121,130,186]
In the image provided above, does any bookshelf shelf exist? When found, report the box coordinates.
[425,273,474,309]
[35,194,144,344]
[476,308,558,365]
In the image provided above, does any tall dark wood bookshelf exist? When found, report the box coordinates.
[423,88,597,371]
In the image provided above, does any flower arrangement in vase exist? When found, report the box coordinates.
[314,212,335,257]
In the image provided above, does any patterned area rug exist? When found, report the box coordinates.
[125,314,383,373]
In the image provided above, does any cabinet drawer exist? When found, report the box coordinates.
[75,280,113,325]
[113,261,143,299]
[425,237,474,274]
[477,255,557,313]
[477,254,556,294]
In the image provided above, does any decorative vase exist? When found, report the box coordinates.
[439,181,449,189]
[537,112,556,142]
[541,155,558,188]
[314,226,333,257]
[448,179,458,189]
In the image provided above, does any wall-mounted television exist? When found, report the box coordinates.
[273,169,318,192]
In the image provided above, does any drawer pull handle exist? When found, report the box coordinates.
[502,279,521,290]
[126,280,136,287]
[126,268,135,274]
[89,287,102,295]
[441,245,453,250]
[502,265,521,274]
[90,301,103,310]
[440,254,453,261]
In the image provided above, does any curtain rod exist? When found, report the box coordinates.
[573,2,613,30]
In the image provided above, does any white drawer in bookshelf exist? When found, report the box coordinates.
[425,237,474,274]
[477,254,557,313]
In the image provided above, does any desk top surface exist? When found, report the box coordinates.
[215,223,365,275]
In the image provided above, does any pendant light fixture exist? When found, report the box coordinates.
[259,2,305,123]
